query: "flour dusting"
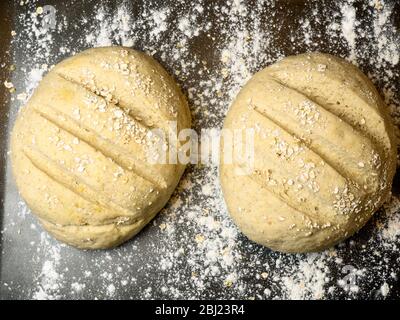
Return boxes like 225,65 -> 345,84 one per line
1,0 -> 399,300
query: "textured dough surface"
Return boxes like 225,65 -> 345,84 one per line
220,52 -> 396,253
11,46 -> 191,249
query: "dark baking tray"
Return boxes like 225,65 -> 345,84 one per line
0,0 -> 400,299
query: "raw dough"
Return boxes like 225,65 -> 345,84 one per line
11,46 -> 191,249
220,52 -> 396,253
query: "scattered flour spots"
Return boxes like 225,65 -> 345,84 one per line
380,282 -> 390,297
1,0 -> 399,300
340,1 -> 357,63
71,282 -> 86,293
32,234 -> 62,300
106,284 -> 116,297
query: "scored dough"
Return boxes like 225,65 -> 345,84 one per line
220,52 -> 396,253
11,46 -> 191,249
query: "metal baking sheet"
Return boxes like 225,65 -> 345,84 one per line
0,0 -> 400,299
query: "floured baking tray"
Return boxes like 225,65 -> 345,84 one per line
0,0 -> 399,299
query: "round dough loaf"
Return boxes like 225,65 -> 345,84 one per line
11,46 -> 191,249
220,52 -> 396,253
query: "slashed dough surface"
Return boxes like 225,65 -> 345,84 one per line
11,46 -> 191,249
220,52 -> 396,253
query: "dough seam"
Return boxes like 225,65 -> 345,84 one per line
242,171 -> 335,223
266,72 -> 390,155
241,161 -> 347,221
32,107 -> 166,189
23,145 -> 143,219
252,106 -> 368,190
265,75 -> 383,152
56,71 -> 172,132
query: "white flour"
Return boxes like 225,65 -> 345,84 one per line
32,233 -> 62,300
340,1 -> 357,63
2,0 -> 400,300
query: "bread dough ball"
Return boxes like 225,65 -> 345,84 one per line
220,53 -> 396,253
11,47 -> 191,249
